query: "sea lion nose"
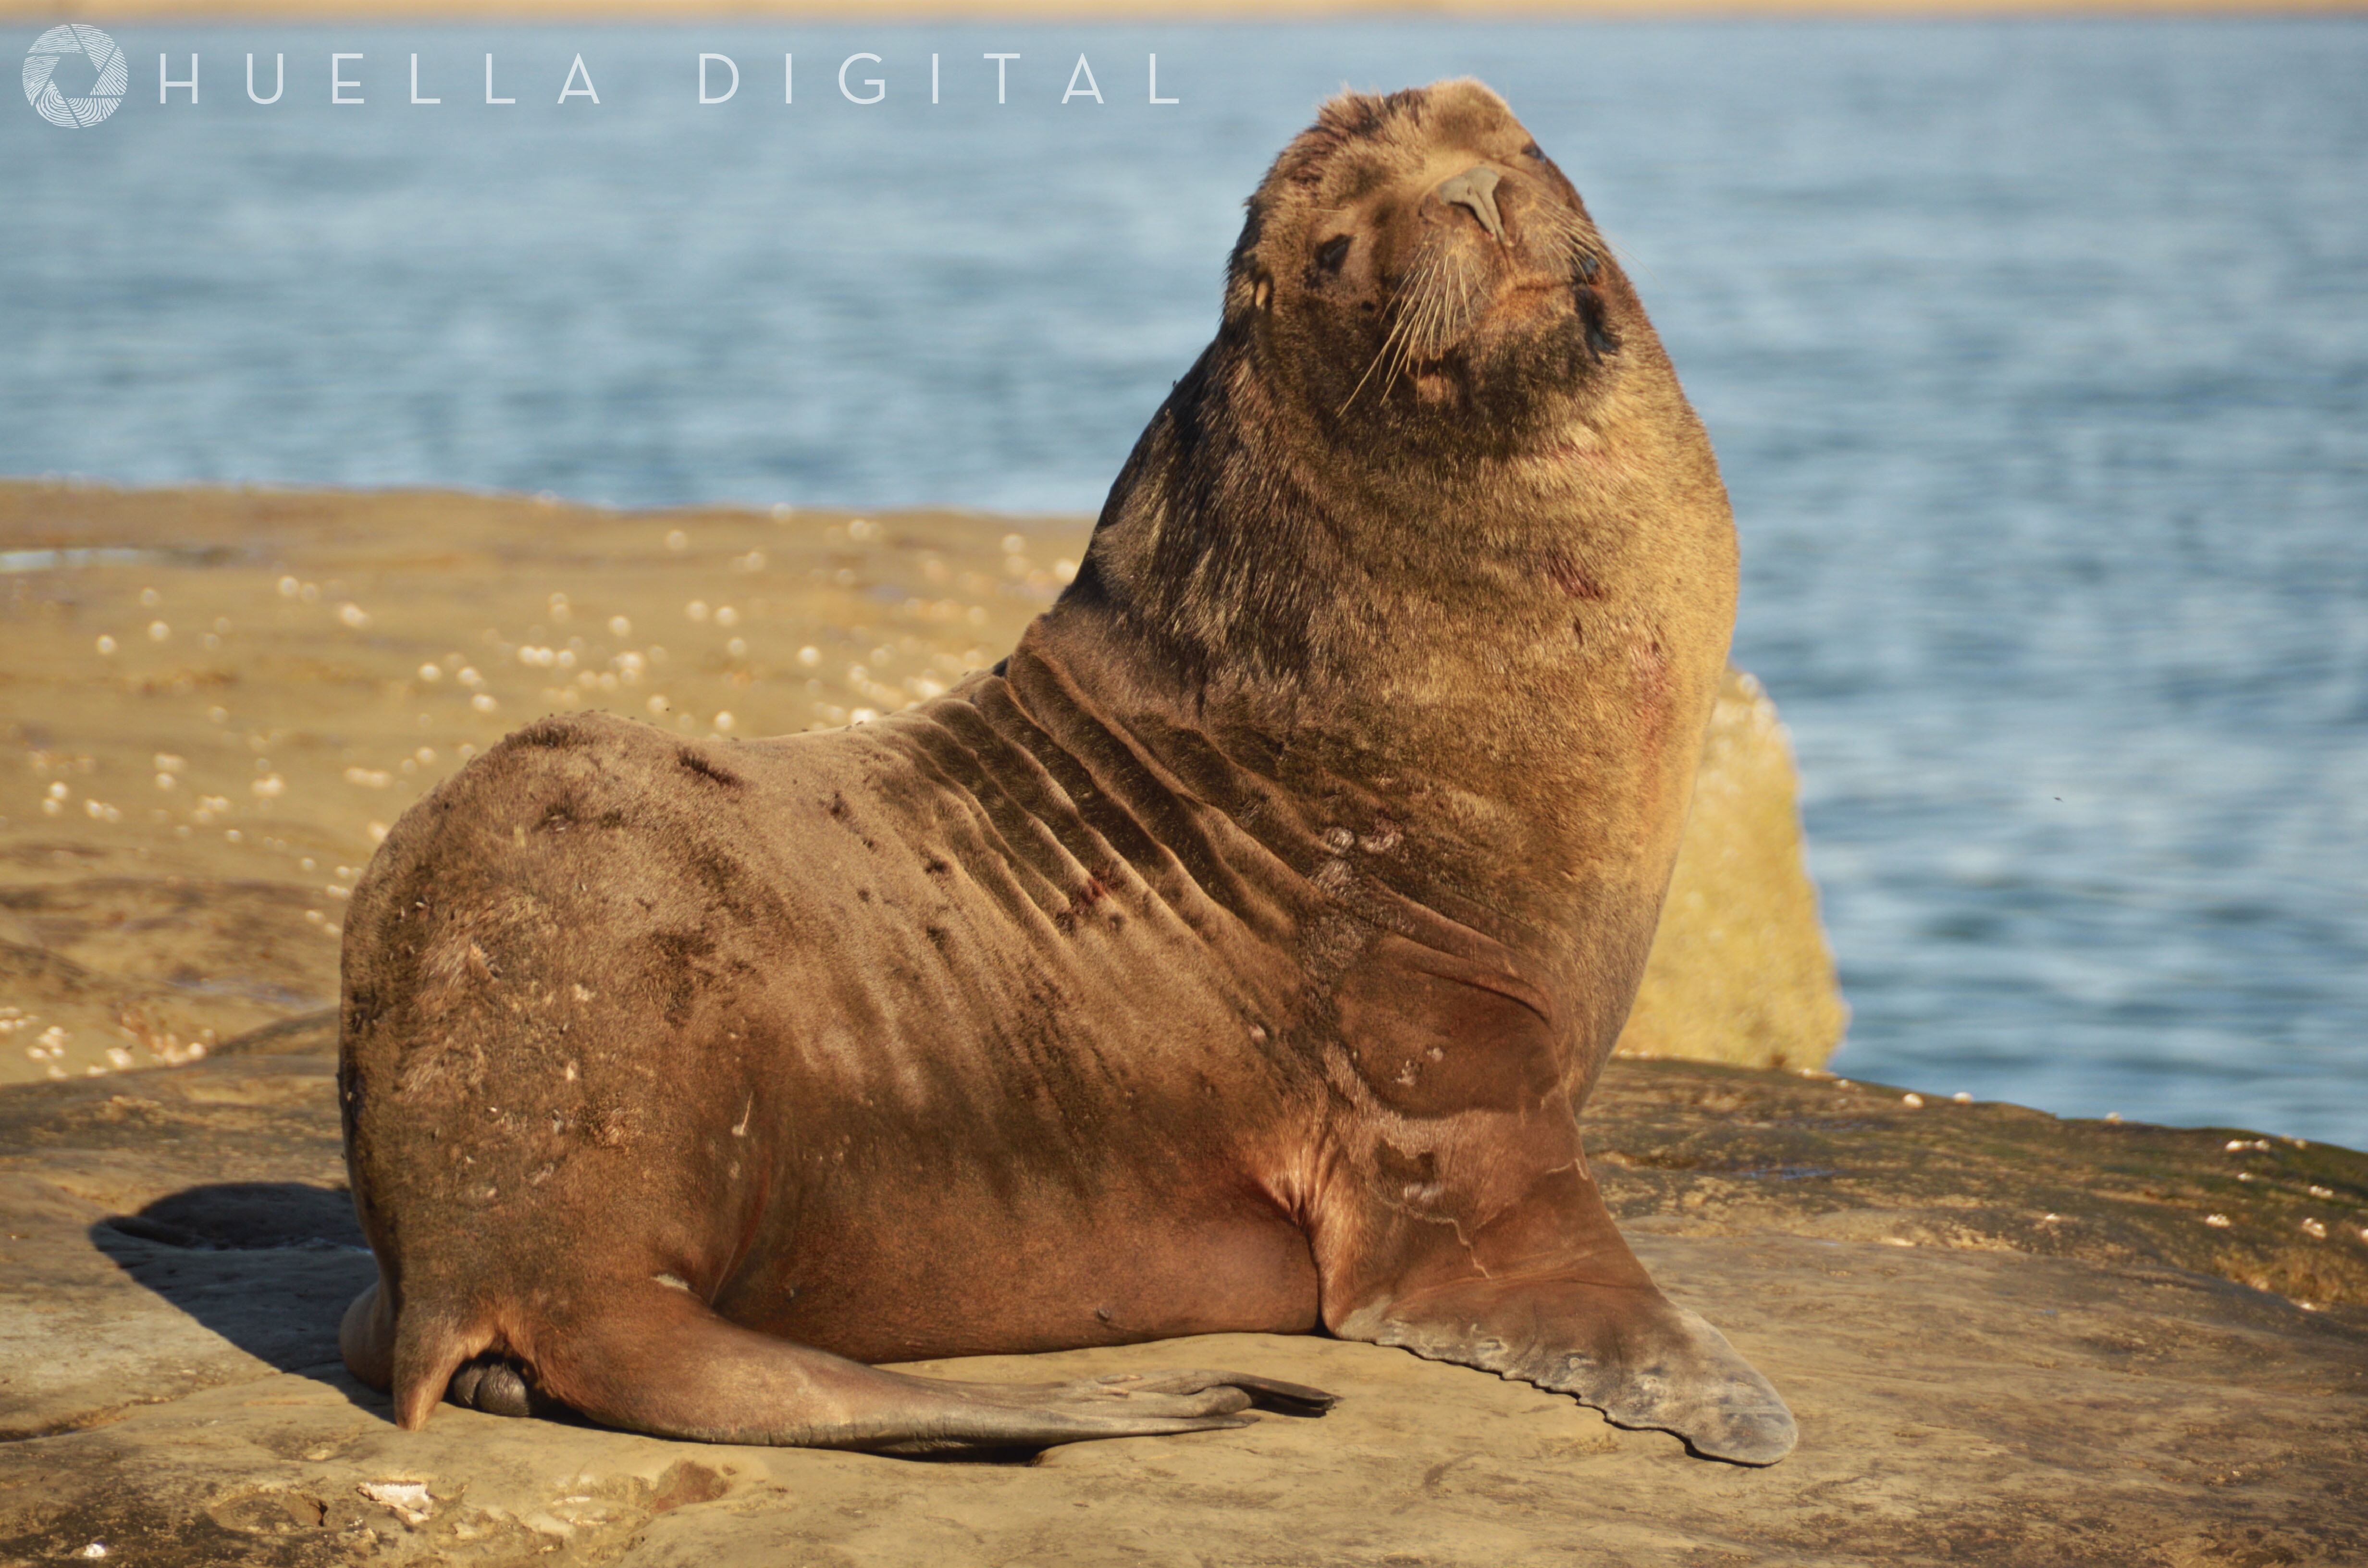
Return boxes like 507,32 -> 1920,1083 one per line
1434,166 -> 1506,244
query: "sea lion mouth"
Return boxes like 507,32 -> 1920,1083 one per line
1342,210 -> 1614,416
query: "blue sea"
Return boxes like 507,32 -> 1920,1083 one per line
4,19 -> 2364,1145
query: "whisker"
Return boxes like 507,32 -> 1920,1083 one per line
1339,294 -> 1418,416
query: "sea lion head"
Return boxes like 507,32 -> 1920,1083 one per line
1223,80 -> 1633,459
1056,78 -> 1728,692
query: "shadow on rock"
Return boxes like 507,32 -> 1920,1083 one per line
92,1182 -> 379,1384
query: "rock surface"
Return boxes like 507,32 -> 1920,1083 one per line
1,481 -> 1842,1087
1615,667 -> 1850,1073
3,1037 -> 2363,1567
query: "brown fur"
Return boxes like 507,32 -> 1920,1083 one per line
338,79 -> 1793,1464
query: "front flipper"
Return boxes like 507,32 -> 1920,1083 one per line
1346,1274 -> 1796,1465
1320,1148 -> 1796,1466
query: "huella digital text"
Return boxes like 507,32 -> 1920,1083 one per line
144,49 -> 1182,109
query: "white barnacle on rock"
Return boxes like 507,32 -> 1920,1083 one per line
2301,1218 -> 2328,1240
357,1481 -> 433,1526
2204,1213 -> 2232,1228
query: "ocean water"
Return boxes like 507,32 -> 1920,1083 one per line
4,20 -> 2364,1145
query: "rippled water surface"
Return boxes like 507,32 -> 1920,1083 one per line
4,20 -> 2365,1143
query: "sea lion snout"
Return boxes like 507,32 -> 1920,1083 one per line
1432,165 -> 1507,244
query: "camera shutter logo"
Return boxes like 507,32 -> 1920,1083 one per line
23,24 -> 127,128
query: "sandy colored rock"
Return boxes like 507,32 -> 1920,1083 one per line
2,481 -> 1843,1086
1,1045 -> 2364,1565
0,480 -> 1065,1087
1615,667 -> 1850,1073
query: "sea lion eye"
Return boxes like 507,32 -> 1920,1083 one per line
1521,141 -> 1543,159
1315,235 -> 1352,274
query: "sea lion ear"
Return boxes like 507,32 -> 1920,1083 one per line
1251,275 -> 1273,313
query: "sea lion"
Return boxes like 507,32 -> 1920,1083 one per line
338,77 -> 1795,1465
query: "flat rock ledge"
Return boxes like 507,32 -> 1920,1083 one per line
2,1032 -> 2364,1568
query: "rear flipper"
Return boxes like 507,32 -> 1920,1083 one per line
340,1277 -> 1332,1453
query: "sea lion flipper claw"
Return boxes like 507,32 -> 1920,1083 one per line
1543,1306 -> 1797,1467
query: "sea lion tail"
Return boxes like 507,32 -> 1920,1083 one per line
395,1306 -> 499,1430
394,1321 -> 487,1431
342,1272 -> 498,1431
